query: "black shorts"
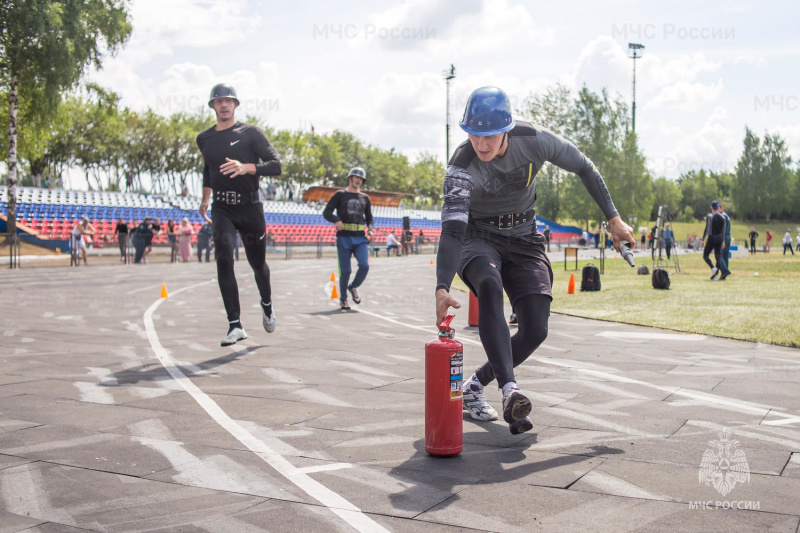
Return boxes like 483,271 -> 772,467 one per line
458,225 -> 553,307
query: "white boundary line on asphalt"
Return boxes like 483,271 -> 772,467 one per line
143,281 -> 389,533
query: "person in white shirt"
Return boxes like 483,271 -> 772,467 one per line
386,231 -> 400,256
783,230 -> 794,255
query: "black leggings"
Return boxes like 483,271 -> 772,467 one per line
464,257 -> 550,388
703,235 -> 722,269
212,204 -> 271,323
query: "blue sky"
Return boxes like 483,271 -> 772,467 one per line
89,0 -> 800,180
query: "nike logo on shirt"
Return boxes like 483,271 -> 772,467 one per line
259,233 -> 266,240
230,140 -> 240,146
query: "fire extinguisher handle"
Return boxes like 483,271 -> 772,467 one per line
439,314 -> 456,336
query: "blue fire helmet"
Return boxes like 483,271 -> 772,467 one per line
208,83 -> 240,108
348,167 -> 366,182
459,87 -> 515,136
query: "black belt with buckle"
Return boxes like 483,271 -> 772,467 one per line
470,209 -> 536,230
213,190 -> 261,205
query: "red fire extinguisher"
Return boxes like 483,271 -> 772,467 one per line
468,291 -> 479,327
425,314 -> 463,456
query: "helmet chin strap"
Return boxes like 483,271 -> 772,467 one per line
498,132 -> 508,157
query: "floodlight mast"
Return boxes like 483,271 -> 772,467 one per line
628,43 -> 645,134
443,64 -> 456,159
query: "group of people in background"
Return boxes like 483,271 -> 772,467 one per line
107,217 -> 214,264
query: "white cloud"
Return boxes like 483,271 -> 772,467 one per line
647,79 -> 724,111
650,106 -> 739,177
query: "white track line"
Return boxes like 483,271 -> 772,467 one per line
143,281 -> 389,533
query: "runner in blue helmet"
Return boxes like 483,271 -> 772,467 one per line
435,86 -> 635,435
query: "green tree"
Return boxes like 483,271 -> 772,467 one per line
650,177 -> 681,220
410,152 -> 445,205
731,128 -> 793,222
518,82 -> 573,222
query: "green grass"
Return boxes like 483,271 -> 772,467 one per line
453,251 -> 800,347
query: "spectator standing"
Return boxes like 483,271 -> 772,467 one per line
197,218 -> 213,262
662,223 -> 675,260
796,232 -> 800,254
640,228 -> 646,248
145,218 -> 161,263
702,201 -> 725,280
717,203 -> 732,279
114,218 -> 128,262
133,218 -> 152,264
766,230 -> 772,253
178,218 -> 195,261
783,229 -> 794,255
543,225 -> 551,252
322,167 -> 374,311
748,227 -> 759,254
167,220 -> 178,262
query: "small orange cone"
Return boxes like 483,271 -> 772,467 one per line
330,272 -> 336,282
566,273 -> 575,294
331,284 -> 339,300
430,259 -> 434,265
160,283 -> 169,298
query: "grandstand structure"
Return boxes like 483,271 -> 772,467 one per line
0,186 -> 443,248
0,186 -> 583,252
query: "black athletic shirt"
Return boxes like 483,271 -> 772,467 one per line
703,213 -> 725,239
196,122 -> 282,194
322,190 -> 374,237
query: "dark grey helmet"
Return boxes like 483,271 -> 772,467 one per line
208,83 -> 240,108
348,167 -> 366,182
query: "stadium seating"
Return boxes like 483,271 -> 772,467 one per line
0,186 -> 444,245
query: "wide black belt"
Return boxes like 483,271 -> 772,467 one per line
470,209 -> 535,230
213,190 -> 261,205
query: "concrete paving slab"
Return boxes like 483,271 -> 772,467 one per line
0,420 -> 41,435
0,394 -> 173,430
570,455 -> 800,515
0,453 -> 34,472
0,508 -> 46,532
783,453 -> 800,479
418,484 -> 799,533
0,461 -> 265,531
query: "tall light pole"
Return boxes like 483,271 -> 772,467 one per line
443,64 -> 456,158
628,43 -> 644,134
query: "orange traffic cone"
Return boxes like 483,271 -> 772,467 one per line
566,273 -> 575,294
331,284 -> 339,300
430,259 -> 434,265
160,283 -> 169,298
330,272 -> 336,282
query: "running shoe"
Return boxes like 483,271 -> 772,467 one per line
348,284 -> 361,304
508,313 -> 517,325
220,327 -> 247,347
340,299 -> 351,311
509,417 -> 534,435
262,308 -> 276,333
502,388 -> 532,425
462,379 -> 498,421
710,267 -> 719,280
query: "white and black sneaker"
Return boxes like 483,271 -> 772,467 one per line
710,267 -> 719,280
462,377 -> 498,421
348,285 -> 361,304
502,387 -> 532,431
221,327 -> 247,347
262,308 -> 276,333
340,299 -> 351,311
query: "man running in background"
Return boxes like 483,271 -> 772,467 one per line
435,87 -> 634,435
197,83 -> 282,346
323,167 -> 374,311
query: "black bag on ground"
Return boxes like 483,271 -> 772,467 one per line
580,264 -> 601,291
652,268 -> 670,289
637,265 -> 649,275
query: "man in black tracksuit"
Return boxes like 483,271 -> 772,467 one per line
702,201 -> 725,280
197,83 -> 282,346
